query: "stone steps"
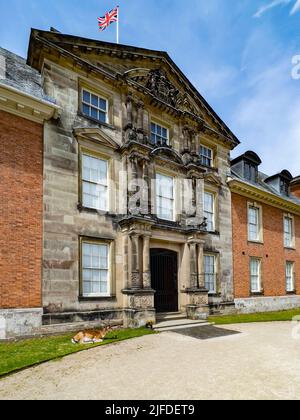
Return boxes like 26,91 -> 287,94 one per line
154,318 -> 211,332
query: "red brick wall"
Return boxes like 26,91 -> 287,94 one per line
232,192 -> 300,298
0,110 -> 43,309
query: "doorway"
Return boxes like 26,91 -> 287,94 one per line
150,249 -> 178,313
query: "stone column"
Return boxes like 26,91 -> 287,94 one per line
123,233 -> 130,289
137,102 -> 144,131
197,241 -> 205,289
183,127 -> 190,151
141,159 -> 149,215
126,95 -> 133,126
189,242 -> 198,289
131,234 -> 141,289
190,131 -> 197,155
128,156 -> 139,215
142,235 -> 151,289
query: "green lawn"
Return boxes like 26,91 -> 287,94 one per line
0,328 -> 155,378
209,308 -> 300,325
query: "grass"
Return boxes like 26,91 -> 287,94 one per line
209,308 -> 300,325
0,327 -> 155,378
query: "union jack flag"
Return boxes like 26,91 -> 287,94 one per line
98,7 -> 119,31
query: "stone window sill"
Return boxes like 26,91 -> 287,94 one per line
77,204 -> 116,218
78,112 -> 115,131
78,296 -> 116,302
250,291 -> 264,297
248,240 -> 264,245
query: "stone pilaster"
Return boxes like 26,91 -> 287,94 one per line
198,241 -> 205,289
185,235 -> 209,320
142,234 -> 151,289
123,232 -> 130,289
130,233 -> 141,289
141,158 -> 150,215
189,242 -> 198,289
120,218 -> 156,328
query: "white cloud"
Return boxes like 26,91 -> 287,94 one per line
290,0 -> 300,14
254,0 -> 291,18
231,57 -> 300,175
253,0 -> 300,17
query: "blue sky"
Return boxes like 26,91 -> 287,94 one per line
1,0 -> 300,175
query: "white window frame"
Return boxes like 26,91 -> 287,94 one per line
204,191 -> 215,232
81,153 -> 109,212
250,258 -> 262,293
156,173 -> 175,221
81,88 -> 108,124
286,262 -> 295,293
200,145 -> 214,168
151,122 -> 169,146
284,215 -> 295,249
81,241 -> 111,298
248,203 -> 262,243
204,254 -> 217,294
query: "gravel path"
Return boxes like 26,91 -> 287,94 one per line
1,322 -> 300,400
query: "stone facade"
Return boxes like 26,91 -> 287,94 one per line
26,29 -> 239,328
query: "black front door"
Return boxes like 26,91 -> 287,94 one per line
150,249 -> 178,313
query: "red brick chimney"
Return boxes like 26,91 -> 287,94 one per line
290,176 -> 300,199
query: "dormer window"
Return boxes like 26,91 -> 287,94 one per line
244,162 -> 257,183
265,170 -> 293,197
280,179 -> 289,196
231,151 -> 262,184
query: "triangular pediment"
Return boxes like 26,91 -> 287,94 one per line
203,172 -> 222,187
28,29 -> 240,149
73,127 -> 120,150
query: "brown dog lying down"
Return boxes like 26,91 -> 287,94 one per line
72,326 -> 113,344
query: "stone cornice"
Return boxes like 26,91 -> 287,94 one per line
0,83 -> 60,124
228,178 -> 300,216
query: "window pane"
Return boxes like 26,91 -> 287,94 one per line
156,174 -> 174,220
151,123 -> 169,145
99,111 -> 107,123
82,91 -> 107,123
82,243 -> 109,296
284,217 -> 293,247
200,146 -> 213,167
286,262 -> 294,291
204,192 -> 214,231
82,155 -> 108,211
83,90 -> 90,103
250,259 -> 261,292
248,207 -> 260,241
82,104 -> 90,116
204,255 -> 216,292
91,107 -> 98,120
99,98 -> 107,111
91,94 -> 98,107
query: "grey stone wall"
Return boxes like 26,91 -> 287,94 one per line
235,296 -> 300,314
0,308 -> 43,340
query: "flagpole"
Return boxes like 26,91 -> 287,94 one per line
117,6 -> 119,44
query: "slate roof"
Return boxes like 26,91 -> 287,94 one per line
231,168 -> 300,206
0,46 -> 56,104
